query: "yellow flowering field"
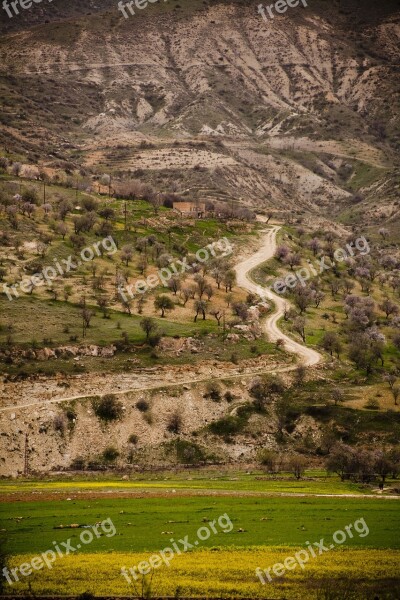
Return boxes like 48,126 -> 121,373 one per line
6,547 -> 400,598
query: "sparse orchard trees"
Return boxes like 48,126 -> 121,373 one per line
223,270 -> 236,292
288,455 -> 307,480
285,252 -> 301,270
292,316 -> 306,342
275,245 -> 289,261
331,387 -> 344,406
308,238 -> 321,256
56,222 -> 68,239
154,295 -> 174,318
293,285 -> 313,314
181,286 -> 193,306
212,267 -> 223,289
294,364 -> 306,386
328,277 -> 342,299
140,317 -> 158,341
348,332 -> 385,375
194,274 -> 207,299
58,200 -> 73,221
320,331 -> 341,358
168,276 -> 181,296
383,372 -> 397,391
380,298 -> 399,321
81,307 -> 94,329
120,245 -> 134,266
97,295 -> 110,318
209,309 -> 223,326
194,300 -> 207,322
232,301 -> 248,322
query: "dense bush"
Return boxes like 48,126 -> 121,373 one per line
166,439 -> 213,465
204,381 -> 222,401
93,394 -> 123,422
136,399 -> 149,412
167,412 -> 182,434
209,414 -> 247,436
102,446 -> 120,463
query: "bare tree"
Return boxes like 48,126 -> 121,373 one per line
331,387 -> 344,406
194,300 -> 207,322
392,386 -> 400,406
194,274 -> 207,299
121,245 -> 134,266
209,309 -> 222,326
81,308 -> 94,328
293,316 -> 306,342
288,455 -> 307,480
168,277 -> 181,296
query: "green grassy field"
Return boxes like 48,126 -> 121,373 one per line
1,488 -> 399,556
1,476 -> 399,598
2,495 -> 400,555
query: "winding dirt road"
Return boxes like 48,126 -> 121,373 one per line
0,226 -> 321,413
235,225 -> 322,367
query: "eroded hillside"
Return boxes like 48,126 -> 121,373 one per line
0,0 -> 399,222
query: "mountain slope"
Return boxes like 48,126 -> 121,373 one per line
0,0 -> 399,220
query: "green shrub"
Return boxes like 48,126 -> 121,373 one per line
209,414 -> 247,436
93,394 -> 123,422
102,446 -> 120,463
166,440 -> 211,465
257,449 -> 280,472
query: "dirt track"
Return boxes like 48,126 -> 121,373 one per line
235,224 -> 322,367
0,226 -> 321,413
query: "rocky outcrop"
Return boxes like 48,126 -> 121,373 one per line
0,344 -> 117,363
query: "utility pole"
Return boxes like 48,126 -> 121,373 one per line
24,433 -> 29,476
43,181 -> 46,205
124,202 -> 127,231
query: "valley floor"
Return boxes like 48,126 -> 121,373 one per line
1,473 -> 399,599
